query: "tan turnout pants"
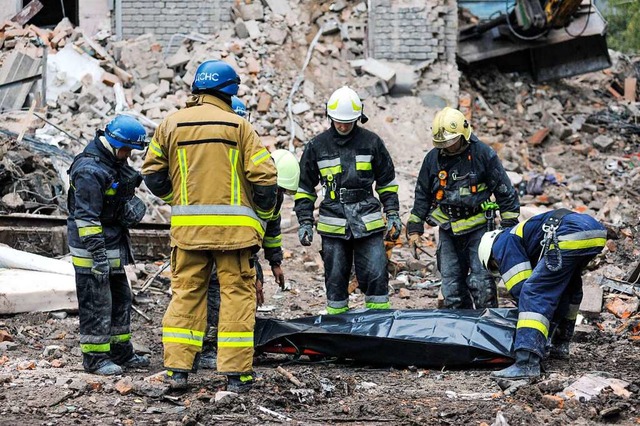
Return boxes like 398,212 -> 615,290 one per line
162,247 -> 256,374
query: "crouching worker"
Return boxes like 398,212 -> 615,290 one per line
478,209 -> 607,380
67,115 -> 151,375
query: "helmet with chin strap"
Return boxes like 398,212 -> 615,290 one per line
191,60 -> 240,96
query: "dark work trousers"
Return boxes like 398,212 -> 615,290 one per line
321,232 -> 390,314
76,271 -> 134,372
205,257 -> 263,352
437,226 -> 498,309
516,255 -> 594,357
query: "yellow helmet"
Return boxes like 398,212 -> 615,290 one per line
431,107 -> 472,149
271,149 -> 300,192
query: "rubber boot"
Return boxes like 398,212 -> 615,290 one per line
549,340 -> 571,359
92,359 -> 123,376
164,370 -> 189,390
227,374 -> 254,393
122,354 -> 151,369
491,350 -> 541,380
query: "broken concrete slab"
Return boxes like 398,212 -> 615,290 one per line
362,58 -> 396,89
0,269 -> 77,314
245,20 -> 262,39
262,0 -> 289,16
560,373 -> 630,402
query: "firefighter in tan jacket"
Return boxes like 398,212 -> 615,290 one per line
142,60 -> 277,392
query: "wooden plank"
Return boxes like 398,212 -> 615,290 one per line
0,50 -> 42,112
624,77 -> 637,103
10,0 -> 44,26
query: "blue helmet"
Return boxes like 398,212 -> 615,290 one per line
231,96 -> 246,117
104,115 -> 148,150
192,60 -> 240,96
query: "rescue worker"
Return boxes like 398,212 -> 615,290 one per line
294,86 -> 402,314
406,107 -> 520,309
142,60 -> 278,392
67,115 -> 150,375
478,209 -> 607,379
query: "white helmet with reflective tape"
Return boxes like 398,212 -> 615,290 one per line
326,86 -> 363,123
478,229 -> 503,277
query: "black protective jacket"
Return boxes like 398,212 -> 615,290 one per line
67,137 -> 141,272
407,134 -> 519,236
294,124 -> 399,239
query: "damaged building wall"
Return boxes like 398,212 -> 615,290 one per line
119,0 -> 235,45
368,0 -> 460,106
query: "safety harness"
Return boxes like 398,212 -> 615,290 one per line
539,208 -> 573,272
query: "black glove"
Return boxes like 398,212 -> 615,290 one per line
91,258 -> 110,282
298,221 -> 313,246
385,211 -> 403,241
119,196 -> 147,227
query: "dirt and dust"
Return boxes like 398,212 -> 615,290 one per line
0,78 -> 640,424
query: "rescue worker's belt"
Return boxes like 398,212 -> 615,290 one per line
336,188 -> 372,204
440,204 -> 481,220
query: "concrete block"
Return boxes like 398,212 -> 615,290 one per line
166,45 -> 190,69
235,2 -> 264,21
235,18 -> 250,39
262,0 -> 289,16
579,284 -> 603,317
361,58 -> 396,89
245,19 -> 262,39
266,27 -> 288,45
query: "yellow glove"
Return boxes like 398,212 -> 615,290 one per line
408,233 -> 422,260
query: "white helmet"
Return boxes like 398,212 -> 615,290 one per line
326,86 -> 363,123
478,229 -> 503,276
271,149 -> 300,192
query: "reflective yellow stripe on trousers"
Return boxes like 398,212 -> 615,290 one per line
162,327 -> 204,347
218,331 -> 253,348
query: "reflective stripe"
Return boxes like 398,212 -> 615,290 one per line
430,207 -> 450,224
178,148 -> 189,205
69,247 -> 121,259
318,215 -> 347,233
365,295 -> 389,303
450,212 -> 486,234
377,179 -> 399,194
327,299 -> 349,309
162,327 -> 204,347
566,303 -> 580,321
356,162 -> 372,171
408,214 -> 422,223
78,226 -> 102,237
318,215 -> 347,226
517,312 -> 550,338
218,331 -> 253,348
251,148 -> 271,166
362,212 -> 385,231
172,204 -> 266,230
294,192 -> 317,201
255,206 -> 274,221
503,261 -> 532,291
366,301 -> 391,309
150,138 -> 164,157
110,333 -> 131,343
511,220 -> 527,237
263,235 -> 282,248
72,256 -> 121,268
81,342 -> 110,353
105,187 -> 116,196
355,155 -> 372,163
553,230 -> 607,250
171,215 -> 265,235
318,158 -> 342,177
501,211 -> 520,220
327,306 -> 350,314
229,148 -> 240,206
161,192 -> 174,203
75,219 -> 100,228
459,183 -> 487,196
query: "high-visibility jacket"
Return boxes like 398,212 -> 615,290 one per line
492,210 -> 607,300
294,124 -> 399,239
67,137 -> 141,271
142,94 -> 277,250
407,135 -> 520,236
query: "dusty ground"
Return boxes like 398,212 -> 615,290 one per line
1,73 -> 640,425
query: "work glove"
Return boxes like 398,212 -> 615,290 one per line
271,263 -> 285,289
408,233 -> 422,260
298,221 -> 313,246
91,258 -> 110,283
385,211 -> 403,241
480,200 -> 499,212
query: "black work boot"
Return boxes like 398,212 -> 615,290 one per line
491,350 -> 541,380
92,359 -> 123,376
164,370 -> 188,390
227,374 -> 254,393
121,354 -> 151,369
549,340 -> 571,359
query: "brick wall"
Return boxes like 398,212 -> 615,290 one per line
120,0 -> 235,46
